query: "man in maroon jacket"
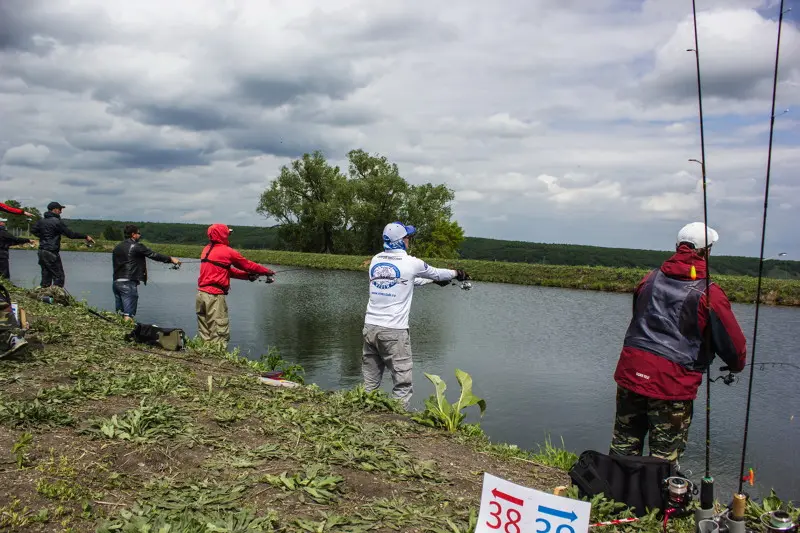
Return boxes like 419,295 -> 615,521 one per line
610,222 -> 747,463
195,224 -> 276,347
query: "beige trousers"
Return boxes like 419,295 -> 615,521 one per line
195,291 -> 230,346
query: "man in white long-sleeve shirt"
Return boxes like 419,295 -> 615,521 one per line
362,221 -> 469,408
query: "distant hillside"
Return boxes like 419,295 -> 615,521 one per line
64,219 -> 281,251
458,237 -> 799,279
63,219 -> 798,279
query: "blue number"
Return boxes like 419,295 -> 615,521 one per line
536,518 -> 551,533
557,525 -> 575,533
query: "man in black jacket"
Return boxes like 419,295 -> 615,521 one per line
0,218 -> 38,280
31,202 -> 95,287
112,224 -> 180,321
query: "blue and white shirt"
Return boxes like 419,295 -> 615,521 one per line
364,249 -> 457,329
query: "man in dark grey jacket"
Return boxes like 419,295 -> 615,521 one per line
31,202 -> 95,287
112,224 -> 180,321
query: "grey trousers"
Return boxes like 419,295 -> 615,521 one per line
362,324 -> 413,408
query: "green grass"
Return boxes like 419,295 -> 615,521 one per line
61,239 -> 800,306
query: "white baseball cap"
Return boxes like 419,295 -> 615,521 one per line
677,222 -> 719,249
382,221 -> 416,243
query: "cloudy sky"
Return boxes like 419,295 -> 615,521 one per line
1,0 -> 798,257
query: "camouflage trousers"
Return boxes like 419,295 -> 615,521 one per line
610,386 -> 693,463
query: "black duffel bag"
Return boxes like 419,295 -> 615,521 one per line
568,450 -> 672,517
125,323 -> 186,351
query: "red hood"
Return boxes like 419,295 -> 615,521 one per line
207,224 -> 231,245
661,244 -> 708,280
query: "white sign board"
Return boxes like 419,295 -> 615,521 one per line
475,473 -> 591,533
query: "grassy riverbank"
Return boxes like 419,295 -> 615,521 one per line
59,240 -> 800,306
2,285 -> 797,531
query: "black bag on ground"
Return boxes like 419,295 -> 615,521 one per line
125,323 -> 186,351
568,450 -> 671,517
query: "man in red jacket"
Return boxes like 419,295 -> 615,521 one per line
610,222 -> 747,463
196,224 -> 275,347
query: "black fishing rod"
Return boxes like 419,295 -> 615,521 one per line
737,0 -> 789,503
687,0 -> 716,518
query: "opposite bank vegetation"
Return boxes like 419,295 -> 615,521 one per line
58,240 -> 800,307
2,291 -> 799,531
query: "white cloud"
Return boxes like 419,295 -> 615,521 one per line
0,0 -> 798,256
1,143 -> 50,166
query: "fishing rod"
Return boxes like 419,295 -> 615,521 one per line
734,2 -> 790,530
167,261 -> 301,274
687,0 -> 716,522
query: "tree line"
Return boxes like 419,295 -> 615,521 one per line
42,219 -> 799,279
256,150 -> 465,258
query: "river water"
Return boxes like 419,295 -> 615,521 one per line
8,249 -> 800,500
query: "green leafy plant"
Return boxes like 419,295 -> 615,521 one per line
261,464 -> 344,504
746,490 -> 799,528
12,432 -> 32,468
260,347 -> 305,384
83,400 -> 192,443
412,369 -> 486,432
334,384 -> 405,413
530,435 -> 579,470
0,397 -> 75,428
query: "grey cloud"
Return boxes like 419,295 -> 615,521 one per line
0,0 -> 111,53
235,70 -> 366,108
111,147 -> 213,170
61,178 -> 97,187
1,1 -> 799,257
113,102 -> 243,131
86,187 -> 125,196
236,158 -> 257,168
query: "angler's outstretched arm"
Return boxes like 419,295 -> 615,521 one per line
414,259 -> 457,282
701,285 -> 747,372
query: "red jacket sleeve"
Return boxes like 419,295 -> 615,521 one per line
699,285 -> 747,372
230,267 -> 250,280
228,249 -> 275,276
0,203 -> 25,215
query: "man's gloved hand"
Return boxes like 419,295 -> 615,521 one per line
435,280 -> 451,287
455,269 -> 470,281
248,273 -> 261,282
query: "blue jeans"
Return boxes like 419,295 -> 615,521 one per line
113,281 -> 139,318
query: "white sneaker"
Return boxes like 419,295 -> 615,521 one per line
0,335 -> 28,359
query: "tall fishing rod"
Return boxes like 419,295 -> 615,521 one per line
736,0 -> 789,503
687,0 -> 716,518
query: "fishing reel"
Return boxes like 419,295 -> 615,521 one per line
711,372 -> 737,386
460,280 -> 472,290
663,476 -> 696,515
761,511 -> 798,533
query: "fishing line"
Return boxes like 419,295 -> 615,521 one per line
688,0 -> 715,509
737,0 -> 788,497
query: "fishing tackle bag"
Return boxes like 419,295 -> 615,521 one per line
125,323 -> 186,351
568,450 -> 671,517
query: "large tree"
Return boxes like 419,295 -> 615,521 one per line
256,151 -> 349,253
258,150 -> 465,257
347,149 -> 409,254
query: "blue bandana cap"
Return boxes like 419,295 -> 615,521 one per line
382,222 -> 416,251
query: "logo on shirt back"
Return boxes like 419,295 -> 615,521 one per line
370,262 -> 402,289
